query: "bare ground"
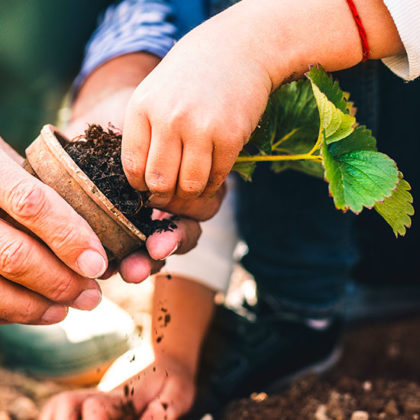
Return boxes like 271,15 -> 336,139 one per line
2,275 -> 420,420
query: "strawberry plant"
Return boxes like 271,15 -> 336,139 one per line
233,66 -> 414,237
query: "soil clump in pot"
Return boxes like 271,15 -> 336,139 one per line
65,124 -> 176,237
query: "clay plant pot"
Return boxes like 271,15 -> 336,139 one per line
22,124 -> 146,260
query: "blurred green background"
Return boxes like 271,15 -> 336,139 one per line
0,0 -> 112,153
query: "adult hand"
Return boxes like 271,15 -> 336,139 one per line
115,210 -> 203,283
0,137 -> 107,324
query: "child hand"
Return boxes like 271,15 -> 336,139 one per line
121,3 -> 273,208
40,359 -> 196,420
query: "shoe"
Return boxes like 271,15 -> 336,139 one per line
0,297 -> 137,386
185,297 -> 341,419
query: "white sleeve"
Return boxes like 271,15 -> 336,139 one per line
164,177 -> 238,293
382,0 -> 420,81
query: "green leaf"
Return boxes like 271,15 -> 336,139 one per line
374,173 -> 414,237
271,160 -> 324,179
249,96 -> 278,155
249,80 -> 319,154
232,152 -> 256,181
322,129 -> 399,214
244,79 -> 321,179
306,66 -> 348,112
328,125 -> 377,155
307,66 -> 356,144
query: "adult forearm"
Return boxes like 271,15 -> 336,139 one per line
72,52 -> 160,121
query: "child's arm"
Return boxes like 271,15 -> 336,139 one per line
40,274 -> 215,420
40,184 -> 238,419
121,0 -> 404,209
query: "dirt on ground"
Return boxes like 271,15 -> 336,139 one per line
223,317 -> 420,420
1,315 -> 420,419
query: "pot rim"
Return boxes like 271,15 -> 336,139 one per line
41,124 -> 147,242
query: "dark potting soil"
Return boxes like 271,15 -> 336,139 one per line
65,124 -> 176,237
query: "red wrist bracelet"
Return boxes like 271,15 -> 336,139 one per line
345,0 -> 370,62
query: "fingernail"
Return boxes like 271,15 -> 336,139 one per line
77,250 -> 107,278
159,243 -> 178,261
72,288 -> 102,310
41,305 -> 68,324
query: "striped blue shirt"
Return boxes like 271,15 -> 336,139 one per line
76,0 -> 237,88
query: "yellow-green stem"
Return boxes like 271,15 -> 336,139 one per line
272,128 -> 299,150
307,122 -> 323,156
235,153 -> 323,163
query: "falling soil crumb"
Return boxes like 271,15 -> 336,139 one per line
124,384 -> 129,398
153,367 -> 156,372
65,124 -> 177,236
162,402 -> 168,410
130,355 -> 136,363
156,336 -> 163,344
166,274 -> 172,280
164,314 -> 171,325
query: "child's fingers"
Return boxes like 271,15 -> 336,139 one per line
203,137 -> 244,197
145,133 -> 182,208
121,109 -> 151,192
164,184 -> 226,221
140,375 -> 195,420
81,394 -> 127,420
176,139 -> 212,199
39,390 -> 99,420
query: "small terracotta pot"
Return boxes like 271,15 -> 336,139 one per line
22,124 -> 146,260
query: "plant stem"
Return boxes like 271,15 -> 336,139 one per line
236,123 -> 324,164
272,128 -> 299,150
235,153 -> 322,162
307,123 -> 323,156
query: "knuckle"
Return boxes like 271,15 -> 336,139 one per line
8,180 -> 47,221
15,298 -> 43,324
0,238 -> 29,277
47,274 -> 75,302
167,108 -> 189,130
48,224 -> 81,256
146,172 -> 174,195
122,154 -> 141,179
229,133 -> 247,151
